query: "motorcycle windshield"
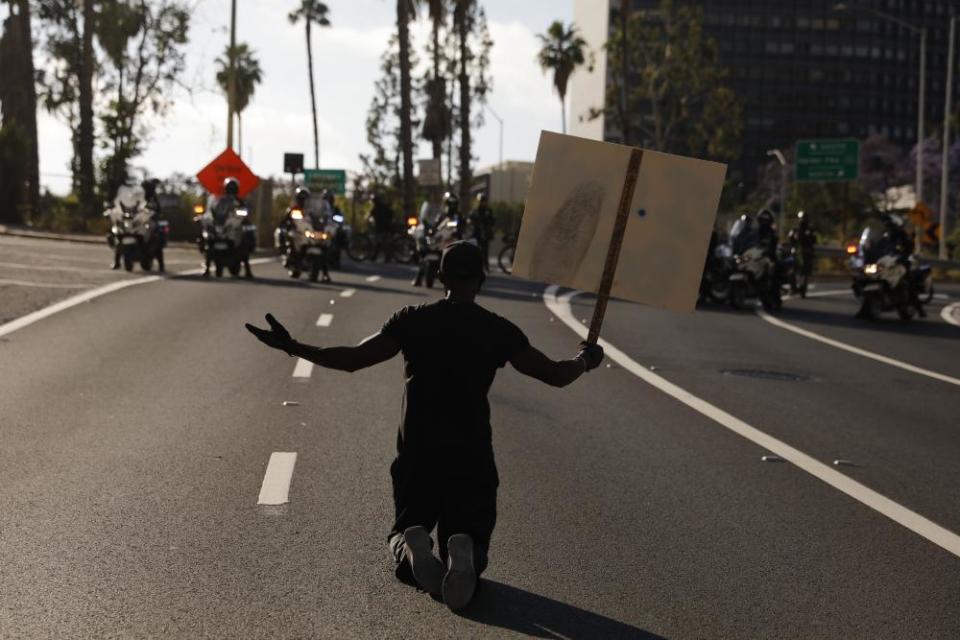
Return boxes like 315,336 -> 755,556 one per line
858,226 -> 886,262
729,220 -> 756,254
115,185 -> 145,209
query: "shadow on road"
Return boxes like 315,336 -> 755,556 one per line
459,580 -> 667,639
169,272 -> 430,299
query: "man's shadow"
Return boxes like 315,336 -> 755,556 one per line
458,580 -> 666,639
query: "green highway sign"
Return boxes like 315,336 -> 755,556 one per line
303,169 -> 347,195
795,139 -> 860,182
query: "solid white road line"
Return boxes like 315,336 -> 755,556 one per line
316,313 -> 334,327
0,261 -> 110,274
755,308 -> 960,388
365,275 -> 381,283
292,358 -> 314,379
0,276 -> 159,338
544,285 -> 960,559
340,288 -> 356,298
257,452 -> 297,505
0,257 -> 276,339
0,278 -> 94,289
942,302 -> 960,328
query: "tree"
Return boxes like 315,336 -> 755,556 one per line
421,0 -> 450,163
451,0 -> 492,207
0,0 -> 40,219
396,0 -> 416,217
36,0 -> 98,217
216,43 -> 263,159
537,20 -> 588,134
593,0 -> 741,162
288,0 -> 330,169
95,0 -> 190,200
360,33 -> 421,196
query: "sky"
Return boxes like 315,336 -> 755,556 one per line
30,0 -> 575,194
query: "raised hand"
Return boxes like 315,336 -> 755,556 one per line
245,313 -> 295,355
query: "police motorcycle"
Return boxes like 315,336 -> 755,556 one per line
104,184 -> 168,272
850,219 -> 932,321
197,177 -> 257,278
699,230 -> 734,303
411,198 -> 461,288
727,213 -> 782,311
316,190 -> 349,269
281,208 -> 333,283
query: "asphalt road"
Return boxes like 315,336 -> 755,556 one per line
1,237 -> 959,639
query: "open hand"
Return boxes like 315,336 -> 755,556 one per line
245,313 -> 295,355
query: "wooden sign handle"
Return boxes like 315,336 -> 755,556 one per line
587,148 -> 643,344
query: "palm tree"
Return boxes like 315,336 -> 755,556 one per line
453,0 -> 473,207
424,0 -> 447,161
216,43 -> 263,159
396,0 -> 418,217
537,21 -> 588,134
288,0 -> 330,169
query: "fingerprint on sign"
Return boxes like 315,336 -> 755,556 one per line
530,181 -> 605,285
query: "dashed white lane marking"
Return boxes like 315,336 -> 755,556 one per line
756,308 -> 960,388
340,288 -> 356,298
942,302 -> 960,328
292,358 -> 314,379
365,275 -> 381,283
257,452 -> 297,505
316,313 -> 334,327
544,285 -> 960,559
0,257 -> 275,339
0,278 -> 94,289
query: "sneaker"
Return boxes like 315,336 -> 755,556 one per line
402,526 -> 444,595
442,534 -> 476,612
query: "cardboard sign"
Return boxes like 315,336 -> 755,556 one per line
513,132 -> 726,314
197,148 -> 260,198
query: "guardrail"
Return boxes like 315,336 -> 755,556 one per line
814,244 -> 960,270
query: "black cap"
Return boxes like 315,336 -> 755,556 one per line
440,241 -> 484,280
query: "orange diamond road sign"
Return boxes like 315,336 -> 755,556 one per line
196,148 -> 260,198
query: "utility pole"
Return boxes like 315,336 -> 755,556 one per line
226,0 -> 237,150
940,16 -> 955,259
486,104 -> 503,171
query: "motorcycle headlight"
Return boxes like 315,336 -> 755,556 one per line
320,232 -> 329,241
864,263 -> 879,275
236,208 -> 249,217
305,230 -> 316,240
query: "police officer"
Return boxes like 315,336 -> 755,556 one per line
142,178 -> 166,273
469,193 -> 496,273
370,193 -> 396,262
755,209 -> 782,307
881,213 -> 925,317
246,241 -> 604,611
788,211 -> 817,294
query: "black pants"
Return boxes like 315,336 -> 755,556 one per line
388,457 -> 497,584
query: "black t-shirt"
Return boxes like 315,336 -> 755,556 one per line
381,299 -> 529,473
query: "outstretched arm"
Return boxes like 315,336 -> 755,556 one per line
509,342 -> 603,388
246,314 -> 400,373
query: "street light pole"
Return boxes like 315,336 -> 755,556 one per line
767,149 -> 787,232
486,104 -> 504,171
940,16 -> 955,260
